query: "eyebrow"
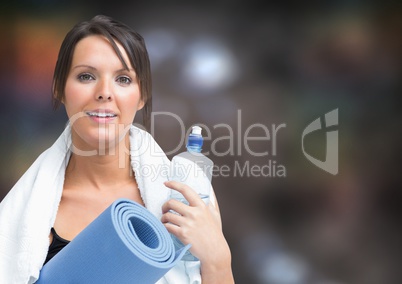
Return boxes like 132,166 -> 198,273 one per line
72,64 -> 135,73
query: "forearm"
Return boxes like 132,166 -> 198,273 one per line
200,242 -> 235,284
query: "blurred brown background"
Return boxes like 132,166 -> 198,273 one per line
0,1 -> 401,283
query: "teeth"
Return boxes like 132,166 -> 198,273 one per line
87,112 -> 116,117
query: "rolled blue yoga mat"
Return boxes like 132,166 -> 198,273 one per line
37,198 -> 191,284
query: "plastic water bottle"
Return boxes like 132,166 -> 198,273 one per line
169,125 -> 214,261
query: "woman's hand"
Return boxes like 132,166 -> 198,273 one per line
161,181 -> 234,283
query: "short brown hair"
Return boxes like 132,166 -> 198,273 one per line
52,15 -> 152,128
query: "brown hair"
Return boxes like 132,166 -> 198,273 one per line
52,15 -> 152,128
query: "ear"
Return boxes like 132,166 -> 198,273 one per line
54,94 -> 65,105
53,85 -> 65,105
137,98 -> 145,111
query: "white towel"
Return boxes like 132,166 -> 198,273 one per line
0,124 -> 201,284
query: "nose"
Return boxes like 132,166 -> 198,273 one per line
96,79 -> 113,101
96,94 -> 111,101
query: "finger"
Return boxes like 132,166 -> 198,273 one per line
164,222 -> 182,237
161,198 -> 189,215
163,223 -> 192,246
164,181 -> 204,207
161,211 -> 185,226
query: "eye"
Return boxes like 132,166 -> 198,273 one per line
77,73 -> 95,82
116,76 -> 132,85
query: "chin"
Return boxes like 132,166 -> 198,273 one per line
71,122 -> 131,154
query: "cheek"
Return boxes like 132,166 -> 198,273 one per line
120,90 -> 142,121
120,102 -> 138,123
64,81 -> 86,116
64,80 -> 76,101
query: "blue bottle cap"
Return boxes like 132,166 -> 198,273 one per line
187,126 -> 203,152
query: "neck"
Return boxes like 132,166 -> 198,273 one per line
65,135 -> 133,190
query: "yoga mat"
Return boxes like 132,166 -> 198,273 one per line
36,199 -> 191,284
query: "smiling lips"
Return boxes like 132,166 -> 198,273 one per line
86,110 -> 117,123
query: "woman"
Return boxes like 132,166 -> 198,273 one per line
0,15 -> 234,283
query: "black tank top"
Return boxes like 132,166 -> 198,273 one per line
44,227 -> 70,264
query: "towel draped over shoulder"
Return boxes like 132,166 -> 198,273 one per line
0,124 -> 201,284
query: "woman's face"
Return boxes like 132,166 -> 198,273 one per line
64,35 -> 143,153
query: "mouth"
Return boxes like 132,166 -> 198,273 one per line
86,110 -> 117,118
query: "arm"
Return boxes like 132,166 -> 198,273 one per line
161,181 -> 234,284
